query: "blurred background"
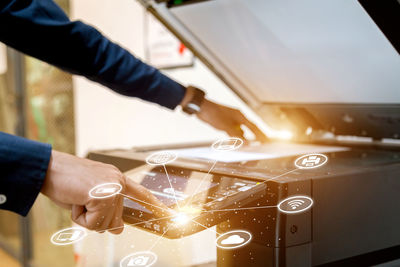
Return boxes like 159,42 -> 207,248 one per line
0,0 -> 268,266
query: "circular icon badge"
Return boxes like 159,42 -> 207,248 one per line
146,151 -> 177,166
51,227 -> 87,246
216,230 -> 252,250
89,182 -> 122,199
120,251 -> 158,267
294,153 -> 328,169
0,194 -> 6,205
278,196 -> 313,214
212,137 -> 243,151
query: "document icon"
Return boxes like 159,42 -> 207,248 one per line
212,137 -> 243,151
56,231 -> 81,242
217,139 -> 238,150
51,227 -> 87,245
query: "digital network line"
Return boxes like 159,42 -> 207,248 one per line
91,162 -> 302,242
52,142 -> 321,267
163,164 -> 181,210
98,152 -> 302,240
262,168 -> 298,183
148,224 -> 172,251
119,193 -> 171,214
201,205 -> 278,213
86,215 -> 176,236
182,167 -> 299,215
186,159 -> 218,205
190,218 -> 218,235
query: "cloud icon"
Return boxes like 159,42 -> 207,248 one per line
221,234 -> 245,245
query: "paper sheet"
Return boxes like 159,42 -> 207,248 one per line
172,143 -> 349,163
0,43 -> 7,74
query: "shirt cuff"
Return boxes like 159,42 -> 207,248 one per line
0,132 -> 52,216
152,74 -> 186,110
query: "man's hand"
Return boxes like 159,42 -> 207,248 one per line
41,150 -> 173,234
196,99 -> 268,142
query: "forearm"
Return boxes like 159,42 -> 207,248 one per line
0,0 -> 186,109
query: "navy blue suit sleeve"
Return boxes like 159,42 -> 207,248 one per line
0,0 -> 186,109
0,132 -> 52,216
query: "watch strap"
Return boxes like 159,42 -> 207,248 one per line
182,86 -> 206,115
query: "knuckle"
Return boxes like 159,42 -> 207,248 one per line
86,222 -> 97,230
71,215 -> 78,223
103,164 -> 124,182
111,165 -> 120,172
105,163 -> 118,171
115,172 -> 125,185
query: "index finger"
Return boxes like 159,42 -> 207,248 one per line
239,115 -> 269,142
124,177 -> 175,218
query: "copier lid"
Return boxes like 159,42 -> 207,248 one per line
143,0 -> 400,140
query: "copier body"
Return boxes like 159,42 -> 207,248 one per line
89,146 -> 400,266
89,0 -> 400,266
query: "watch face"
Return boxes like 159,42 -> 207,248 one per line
186,103 -> 201,113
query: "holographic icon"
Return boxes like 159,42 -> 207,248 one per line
0,194 -> 6,205
51,227 -> 87,245
288,199 -> 304,209
128,256 -> 149,266
89,182 -> 122,199
146,151 -> 177,166
221,235 -> 244,245
212,137 -> 243,151
96,187 -> 117,194
216,230 -> 252,249
278,196 -> 313,214
295,153 -> 328,169
120,251 -> 157,267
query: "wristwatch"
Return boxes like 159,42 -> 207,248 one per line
182,86 -> 206,115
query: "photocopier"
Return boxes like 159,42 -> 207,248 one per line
88,0 -> 400,266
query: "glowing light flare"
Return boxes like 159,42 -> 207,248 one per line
269,129 -> 293,140
171,212 -> 190,226
178,205 -> 202,215
170,205 -> 202,226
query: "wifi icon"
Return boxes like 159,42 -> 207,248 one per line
288,199 -> 305,210
278,196 -> 313,214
